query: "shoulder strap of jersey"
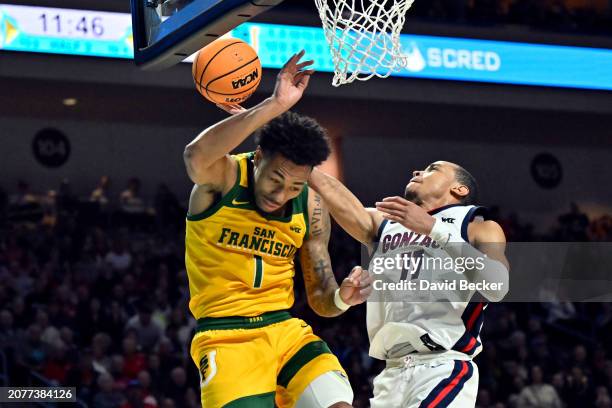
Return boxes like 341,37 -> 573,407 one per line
460,205 -> 489,241
231,152 -> 253,188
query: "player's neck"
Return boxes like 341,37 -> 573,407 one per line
419,198 -> 461,212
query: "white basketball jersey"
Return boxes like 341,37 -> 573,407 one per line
367,204 -> 488,360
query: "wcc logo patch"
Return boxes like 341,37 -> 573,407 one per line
290,225 -> 302,233
199,351 -> 217,388
441,217 -> 455,224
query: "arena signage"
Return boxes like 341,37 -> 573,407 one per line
1,4 -> 612,91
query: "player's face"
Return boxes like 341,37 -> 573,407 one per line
253,152 -> 310,213
404,161 -> 457,204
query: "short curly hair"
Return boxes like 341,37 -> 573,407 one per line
255,111 -> 331,167
455,165 -> 479,205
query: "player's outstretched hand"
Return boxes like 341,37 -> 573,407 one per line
375,196 -> 436,235
339,266 -> 374,306
272,50 -> 315,111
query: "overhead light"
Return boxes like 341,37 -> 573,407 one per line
62,98 -> 78,106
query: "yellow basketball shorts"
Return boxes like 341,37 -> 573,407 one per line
190,310 -> 348,407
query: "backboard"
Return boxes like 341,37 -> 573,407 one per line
130,0 -> 284,70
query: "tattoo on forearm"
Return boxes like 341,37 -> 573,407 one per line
314,260 -> 334,291
311,194 -> 323,237
310,193 -> 330,238
300,248 -> 340,317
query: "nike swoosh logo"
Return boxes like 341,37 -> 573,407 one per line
232,199 -> 250,205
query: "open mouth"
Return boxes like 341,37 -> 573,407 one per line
262,197 -> 280,209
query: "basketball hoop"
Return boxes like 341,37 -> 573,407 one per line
314,0 -> 415,86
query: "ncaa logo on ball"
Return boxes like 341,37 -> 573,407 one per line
232,69 -> 259,90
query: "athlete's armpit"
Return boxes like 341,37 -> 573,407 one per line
187,156 -> 237,216
299,188 -> 342,317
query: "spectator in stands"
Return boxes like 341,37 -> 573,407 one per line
10,180 -> 37,206
109,354 -> 130,390
156,337 -> 181,375
595,386 -> 612,408
101,301 -> 128,342
565,366 -> 592,405
137,370 -> 158,406
516,365 -> 563,407
105,239 -> 132,271
90,176 -> 111,209
63,349 -> 96,401
122,378 -> 158,408
36,309 -> 61,349
43,343 -> 72,385
163,366 -> 188,405
57,178 -> 77,216
93,372 -> 123,408
125,302 -> 162,353
0,309 -> 18,351
120,178 -> 146,214
558,202 -> 590,241
90,332 -> 112,374
122,335 -> 147,380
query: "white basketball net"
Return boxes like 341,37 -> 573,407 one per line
314,0 -> 415,86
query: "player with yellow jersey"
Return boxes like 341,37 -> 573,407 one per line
183,52 -> 373,408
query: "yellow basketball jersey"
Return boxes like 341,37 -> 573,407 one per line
185,152 -> 309,319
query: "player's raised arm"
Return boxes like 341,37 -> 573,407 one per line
183,51 -> 314,186
308,167 -> 383,245
299,188 -> 373,317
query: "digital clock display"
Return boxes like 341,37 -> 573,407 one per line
0,4 -> 133,58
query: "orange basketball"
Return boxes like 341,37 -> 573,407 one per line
192,38 -> 262,105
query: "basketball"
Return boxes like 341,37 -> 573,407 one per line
192,38 -> 262,105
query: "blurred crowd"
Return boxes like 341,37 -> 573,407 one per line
409,0 -> 612,34
291,0 -> 612,35
0,178 -> 611,407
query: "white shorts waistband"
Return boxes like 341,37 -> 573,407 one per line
385,350 -> 472,368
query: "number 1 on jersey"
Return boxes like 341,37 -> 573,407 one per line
253,255 -> 264,288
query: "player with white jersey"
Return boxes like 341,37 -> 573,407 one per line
308,161 -> 510,407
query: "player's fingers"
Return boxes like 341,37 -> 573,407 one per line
296,60 -> 315,70
359,285 -> 373,298
286,50 -> 305,69
295,70 -> 315,87
296,72 -> 312,90
382,196 -> 410,204
294,49 -> 306,62
342,276 -> 358,288
361,273 -> 374,287
216,104 -> 240,115
375,201 -> 406,211
347,268 -> 362,286
281,52 -> 299,71
381,213 -> 402,222
375,206 -> 405,219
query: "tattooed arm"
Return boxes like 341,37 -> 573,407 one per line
299,187 -> 373,317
